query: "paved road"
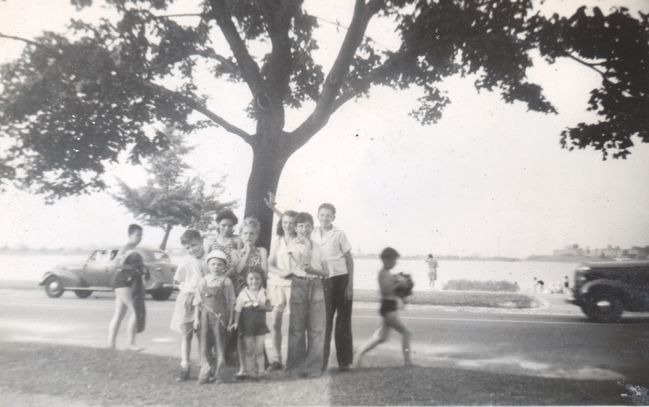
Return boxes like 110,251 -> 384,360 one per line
1,288 -> 648,386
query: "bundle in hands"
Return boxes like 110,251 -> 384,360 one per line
394,272 -> 414,298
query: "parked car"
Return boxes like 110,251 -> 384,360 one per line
39,248 -> 177,301
567,260 -> 649,322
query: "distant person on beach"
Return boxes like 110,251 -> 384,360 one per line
355,247 -> 412,368
533,277 -> 545,293
426,254 -> 438,288
107,251 -> 146,351
564,276 -> 570,290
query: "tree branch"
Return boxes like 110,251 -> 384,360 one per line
208,0 -> 265,96
0,32 -> 52,49
0,31 -> 254,145
567,53 -> 608,77
291,0 -> 377,149
142,80 -> 254,145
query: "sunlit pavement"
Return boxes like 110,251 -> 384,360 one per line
1,288 -> 648,385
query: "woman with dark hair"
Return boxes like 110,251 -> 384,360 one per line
266,210 -> 300,370
107,252 -> 147,351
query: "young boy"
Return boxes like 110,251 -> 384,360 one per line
355,247 -> 412,367
312,203 -> 355,372
169,229 -> 208,381
193,250 -> 236,384
115,224 -> 146,334
285,212 -> 329,377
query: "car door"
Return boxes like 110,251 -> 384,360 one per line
83,250 -> 112,287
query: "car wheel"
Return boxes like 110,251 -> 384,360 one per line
151,288 -> 172,301
74,290 -> 93,299
44,276 -> 64,298
581,291 -> 624,322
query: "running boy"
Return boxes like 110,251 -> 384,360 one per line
169,229 -> 207,382
355,247 -> 412,367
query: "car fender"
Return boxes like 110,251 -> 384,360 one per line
40,268 -> 87,288
580,279 -> 631,302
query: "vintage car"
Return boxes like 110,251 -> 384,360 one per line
39,248 -> 177,301
567,260 -> 649,322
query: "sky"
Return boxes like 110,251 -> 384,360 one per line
0,0 -> 648,257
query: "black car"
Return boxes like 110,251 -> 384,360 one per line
567,260 -> 649,322
39,247 -> 177,301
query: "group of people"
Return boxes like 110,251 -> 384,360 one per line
107,194 -> 414,384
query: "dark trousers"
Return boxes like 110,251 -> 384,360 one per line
322,274 -> 353,370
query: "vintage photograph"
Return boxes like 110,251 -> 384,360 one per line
0,0 -> 648,405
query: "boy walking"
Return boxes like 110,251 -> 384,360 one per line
170,229 -> 208,381
312,203 -> 354,371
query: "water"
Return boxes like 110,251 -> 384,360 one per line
0,253 -> 579,292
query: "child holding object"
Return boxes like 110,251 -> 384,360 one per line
107,251 -> 146,351
230,267 -> 272,379
193,250 -> 236,384
355,247 -> 413,368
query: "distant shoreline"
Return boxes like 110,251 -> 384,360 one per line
0,249 -> 618,263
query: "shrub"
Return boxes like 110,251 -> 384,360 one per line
443,279 -> 520,292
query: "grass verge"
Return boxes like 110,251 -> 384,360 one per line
4,280 -> 540,309
354,289 -> 540,309
0,342 -> 636,406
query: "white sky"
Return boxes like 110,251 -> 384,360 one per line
0,0 -> 648,257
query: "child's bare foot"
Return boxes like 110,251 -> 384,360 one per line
353,353 -> 363,368
126,345 -> 144,352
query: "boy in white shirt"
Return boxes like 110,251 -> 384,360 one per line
311,203 -> 354,372
169,229 -> 207,381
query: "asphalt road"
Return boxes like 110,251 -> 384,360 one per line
1,288 -> 648,387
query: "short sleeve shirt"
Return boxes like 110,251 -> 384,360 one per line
174,254 -> 207,294
235,287 -> 268,312
312,226 -> 352,277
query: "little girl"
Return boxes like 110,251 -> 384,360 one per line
230,267 -> 272,379
193,250 -> 236,384
355,247 -> 413,367
108,252 -> 147,351
233,217 -> 268,375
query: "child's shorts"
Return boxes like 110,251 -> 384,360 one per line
170,291 -> 196,333
379,299 -> 398,317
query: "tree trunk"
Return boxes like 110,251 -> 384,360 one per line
159,224 -> 173,251
243,137 -> 291,250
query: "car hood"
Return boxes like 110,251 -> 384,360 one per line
52,263 -> 84,272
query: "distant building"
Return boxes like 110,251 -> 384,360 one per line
553,244 -> 585,257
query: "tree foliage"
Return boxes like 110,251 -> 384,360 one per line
111,128 -> 235,249
0,0 -> 647,245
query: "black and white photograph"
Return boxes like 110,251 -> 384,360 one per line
1,0 -> 648,405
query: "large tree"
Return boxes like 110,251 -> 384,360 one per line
112,128 -> 235,250
0,0 -> 647,247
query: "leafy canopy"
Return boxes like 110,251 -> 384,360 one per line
0,0 -> 647,199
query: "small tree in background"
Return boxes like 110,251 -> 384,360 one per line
112,127 -> 235,250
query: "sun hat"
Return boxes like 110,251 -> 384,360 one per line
205,249 -> 228,263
